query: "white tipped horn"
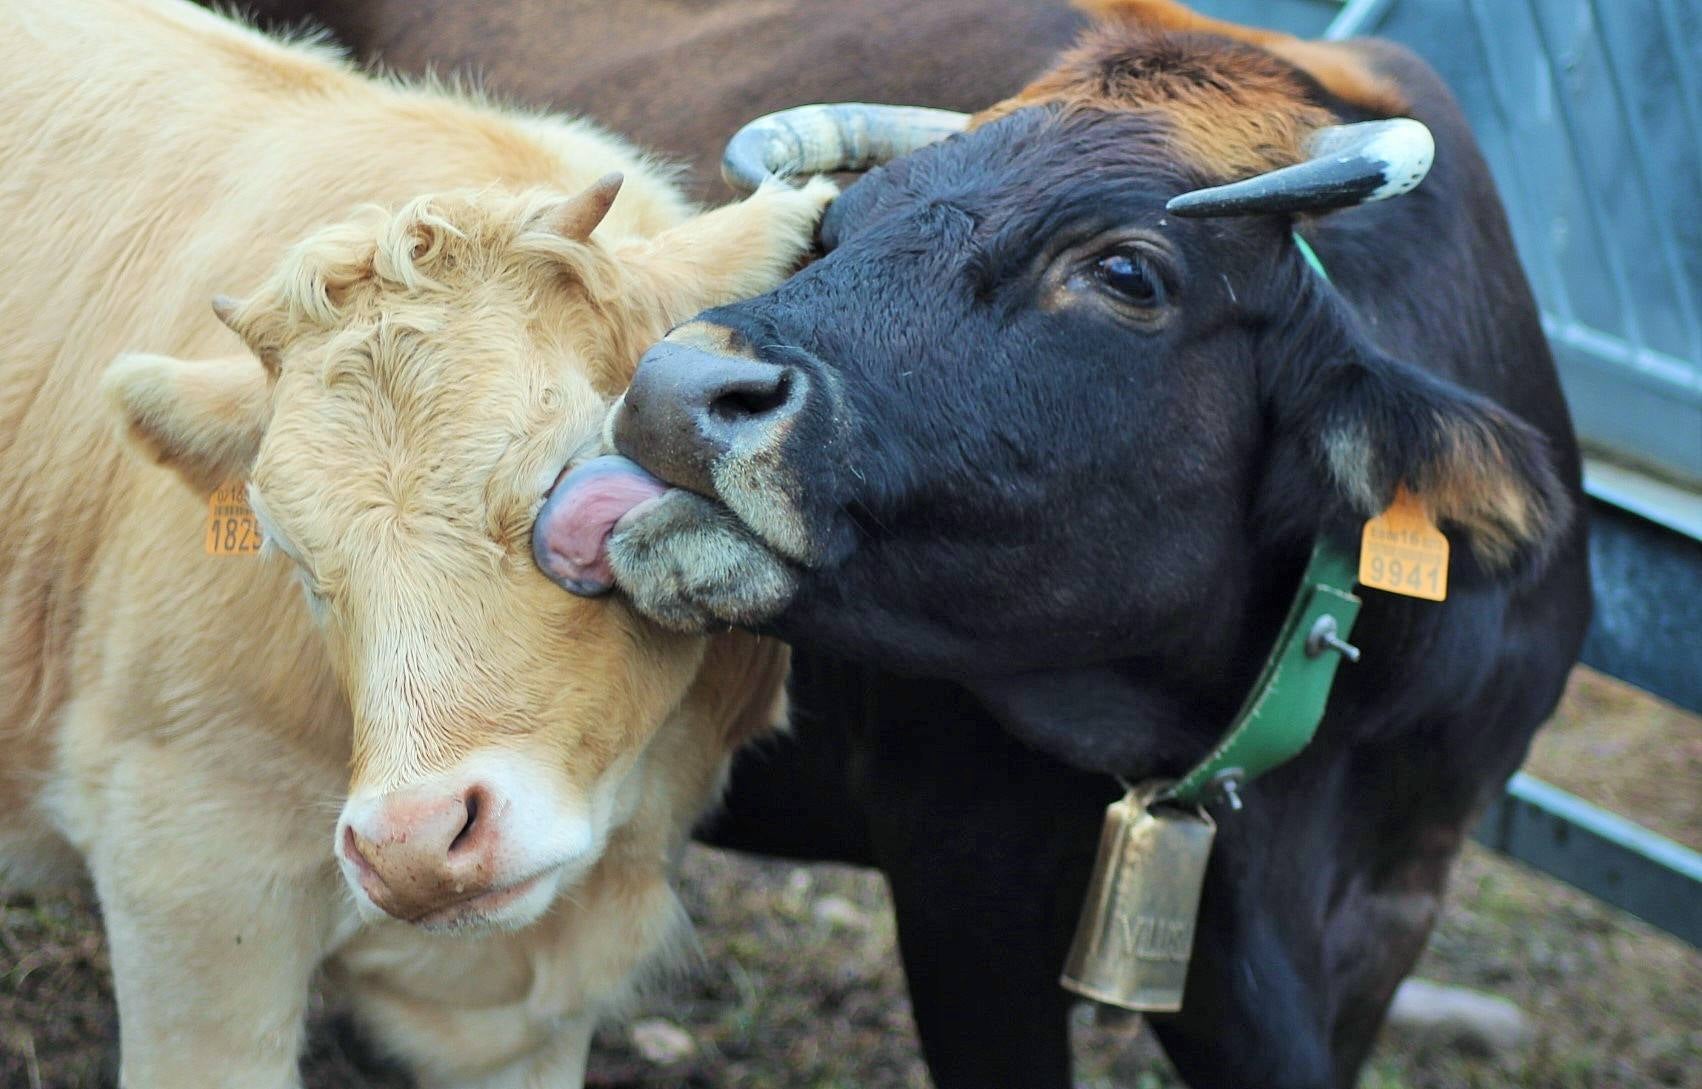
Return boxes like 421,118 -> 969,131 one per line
722,103 -> 971,193
1165,117 -> 1436,218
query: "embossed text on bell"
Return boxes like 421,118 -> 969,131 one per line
1060,787 -> 1216,1013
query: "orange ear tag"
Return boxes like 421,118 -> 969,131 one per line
1359,487 -> 1448,601
205,480 -> 264,556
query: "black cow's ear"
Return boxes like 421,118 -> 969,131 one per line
818,176 -> 870,252
1265,320 -> 1574,580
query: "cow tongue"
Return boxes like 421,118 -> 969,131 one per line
533,455 -> 670,595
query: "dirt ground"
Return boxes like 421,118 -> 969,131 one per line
3,667 -> 1698,1088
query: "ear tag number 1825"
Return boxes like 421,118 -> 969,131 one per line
205,481 -> 263,556
1360,487 -> 1448,601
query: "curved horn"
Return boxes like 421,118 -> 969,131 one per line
1165,118 -> 1435,218
722,103 -> 970,193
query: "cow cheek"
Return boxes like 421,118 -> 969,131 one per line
537,625 -> 703,797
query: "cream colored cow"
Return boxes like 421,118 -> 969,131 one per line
0,1 -> 831,1085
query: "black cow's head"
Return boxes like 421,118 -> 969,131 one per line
536,3 -> 1572,686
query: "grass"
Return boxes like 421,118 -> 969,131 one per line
3,667 -> 1698,1088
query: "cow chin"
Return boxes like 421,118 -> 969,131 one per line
403,864 -> 570,934
605,487 -> 802,632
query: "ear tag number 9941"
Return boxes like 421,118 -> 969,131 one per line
1359,487 -> 1448,601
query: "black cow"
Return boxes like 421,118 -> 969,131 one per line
536,3 -> 1591,1087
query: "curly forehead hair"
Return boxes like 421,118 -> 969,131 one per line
220,187 -> 628,367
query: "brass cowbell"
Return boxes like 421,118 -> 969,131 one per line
1059,783 -> 1215,1012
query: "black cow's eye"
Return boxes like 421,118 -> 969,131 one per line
1094,251 -> 1164,307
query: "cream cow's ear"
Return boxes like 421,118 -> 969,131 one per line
102,351 -> 271,494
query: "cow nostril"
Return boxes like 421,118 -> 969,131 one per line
342,824 -> 369,869
448,786 -> 485,856
708,371 -> 790,422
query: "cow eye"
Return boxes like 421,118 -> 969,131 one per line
1094,251 -> 1164,307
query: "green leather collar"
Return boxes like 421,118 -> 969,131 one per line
1163,539 -> 1361,806
1161,234 -> 1361,808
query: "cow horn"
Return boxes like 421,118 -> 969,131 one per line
722,103 -> 970,193
1165,118 -> 1435,218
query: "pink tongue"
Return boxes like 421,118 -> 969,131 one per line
533,455 -> 670,595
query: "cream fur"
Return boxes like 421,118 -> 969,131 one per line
0,1 -> 825,1085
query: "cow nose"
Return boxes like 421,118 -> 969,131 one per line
614,339 -> 806,496
340,783 -> 503,922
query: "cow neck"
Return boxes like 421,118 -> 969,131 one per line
1158,233 -> 1361,809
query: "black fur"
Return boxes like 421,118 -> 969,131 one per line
665,41 -> 1589,1089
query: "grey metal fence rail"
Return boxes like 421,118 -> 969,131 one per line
1475,773 -> 1702,947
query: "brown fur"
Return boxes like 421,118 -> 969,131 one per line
1422,413 -> 1548,566
235,0 -> 1089,199
975,0 -> 1408,182
1077,0 -> 1407,112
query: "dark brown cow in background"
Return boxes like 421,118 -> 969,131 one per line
239,0 -> 1084,197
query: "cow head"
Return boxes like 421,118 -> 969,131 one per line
544,1 -> 1572,688
104,178 -> 824,929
